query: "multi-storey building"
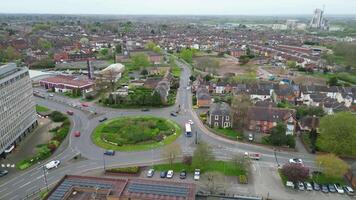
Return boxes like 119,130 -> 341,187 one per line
0,63 -> 37,158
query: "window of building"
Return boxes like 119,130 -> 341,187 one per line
215,115 -> 219,120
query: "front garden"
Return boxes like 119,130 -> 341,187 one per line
92,116 -> 181,151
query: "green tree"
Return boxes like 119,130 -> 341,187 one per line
317,112 -> 356,156
328,76 -> 339,86
189,75 -> 196,82
180,48 -> 194,63
37,38 -> 52,51
239,55 -> 250,65
115,44 -> 122,54
316,154 -> 349,177
192,142 -> 215,170
4,46 -> 21,61
267,123 -> 295,148
145,41 -> 156,50
296,106 -> 325,119
131,53 -> 150,67
79,37 -> 89,46
286,60 -> 297,68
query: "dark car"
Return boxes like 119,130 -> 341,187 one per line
104,150 -> 115,156
179,170 -> 187,179
99,117 -> 108,122
170,112 -> 177,117
141,108 -> 150,112
160,171 -> 167,178
328,184 -> 336,193
0,170 -> 8,177
321,184 -> 329,193
312,182 -> 320,191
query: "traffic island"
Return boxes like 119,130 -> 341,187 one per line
92,116 -> 181,151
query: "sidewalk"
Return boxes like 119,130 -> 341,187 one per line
295,134 -> 310,155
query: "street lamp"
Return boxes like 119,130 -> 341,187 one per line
273,148 -> 280,167
103,152 -> 106,171
42,165 -> 49,191
195,131 -> 198,145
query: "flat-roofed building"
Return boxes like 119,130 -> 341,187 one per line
0,63 -> 37,157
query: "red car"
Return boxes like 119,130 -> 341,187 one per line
74,131 -> 81,137
81,103 -> 89,107
66,110 -> 74,115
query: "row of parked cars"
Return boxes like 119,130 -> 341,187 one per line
287,181 -> 354,196
146,168 -> 201,180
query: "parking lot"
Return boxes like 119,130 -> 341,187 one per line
140,168 -> 198,182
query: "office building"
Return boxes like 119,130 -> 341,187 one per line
309,8 -> 328,30
0,63 -> 37,157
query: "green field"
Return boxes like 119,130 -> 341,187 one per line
35,105 -> 50,112
92,116 -> 181,151
213,128 -> 243,140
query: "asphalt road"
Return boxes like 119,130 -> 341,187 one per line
0,60 -> 316,200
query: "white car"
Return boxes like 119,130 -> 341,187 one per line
248,134 -> 253,141
289,158 -> 303,165
188,120 -> 194,125
48,94 -> 54,97
194,169 -> 200,181
305,182 -> 313,191
334,184 -> 344,194
286,181 -> 294,188
166,170 -> 174,179
45,160 -> 60,170
147,169 -> 154,178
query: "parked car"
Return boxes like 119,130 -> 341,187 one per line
170,112 -> 177,117
304,182 -> 313,191
141,108 -> 150,112
298,182 -> 305,191
248,134 -> 253,141
147,169 -> 154,178
343,186 -> 354,196
74,131 -> 81,137
66,110 -> 74,115
166,170 -> 174,178
160,171 -> 167,178
48,94 -> 54,97
334,183 -> 344,194
312,182 -> 320,191
0,170 -> 8,177
99,117 -> 108,122
286,181 -> 294,189
321,184 -> 329,193
194,169 -> 200,181
45,160 -> 60,170
81,103 -> 89,107
328,184 -> 337,193
104,150 -> 115,156
289,158 -> 303,165
179,170 -> 187,179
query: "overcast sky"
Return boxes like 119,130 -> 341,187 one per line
1,0 -> 355,15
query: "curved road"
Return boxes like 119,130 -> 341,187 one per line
0,60 -> 315,200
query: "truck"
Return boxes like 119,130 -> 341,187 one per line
244,152 -> 261,160
185,123 -> 192,137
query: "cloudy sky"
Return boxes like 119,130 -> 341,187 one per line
1,0 -> 355,15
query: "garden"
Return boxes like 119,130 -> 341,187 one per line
92,116 -> 181,151
16,111 -> 70,170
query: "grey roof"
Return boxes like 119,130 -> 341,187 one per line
210,102 -> 231,116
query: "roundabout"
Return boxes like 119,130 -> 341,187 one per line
92,115 -> 182,151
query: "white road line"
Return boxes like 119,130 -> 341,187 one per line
7,195 -> 19,200
25,185 -> 38,193
19,181 -> 32,189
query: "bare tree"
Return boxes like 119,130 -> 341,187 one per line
202,172 -> 227,195
161,143 -> 182,166
230,94 -> 251,129
231,154 -> 251,173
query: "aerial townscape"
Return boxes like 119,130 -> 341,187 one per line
0,1 -> 356,200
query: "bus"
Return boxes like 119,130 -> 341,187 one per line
185,123 -> 192,137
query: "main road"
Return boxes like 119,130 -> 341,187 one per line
0,60 -> 315,200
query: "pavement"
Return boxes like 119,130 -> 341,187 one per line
0,59 -> 350,200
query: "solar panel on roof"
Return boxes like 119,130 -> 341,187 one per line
128,183 -> 188,197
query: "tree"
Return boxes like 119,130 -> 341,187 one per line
79,37 -> 89,46
327,77 -> 339,86
316,154 -> 349,178
37,38 -> 52,51
145,41 -> 156,50
281,163 -> 310,182
192,142 -> 215,170
286,60 -> 297,68
196,57 -> 220,73
202,172 -> 227,195
189,75 -> 196,82
231,154 -> 250,172
162,143 -> 182,166
29,57 -> 54,69
179,48 -> 194,63
317,112 -> 356,156
4,46 -> 21,61
296,105 -> 325,119
140,69 -> 148,76
230,94 -> 251,129
267,123 -> 295,148
115,44 -> 122,54
131,53 -> 150,68
239,55 -> 250,65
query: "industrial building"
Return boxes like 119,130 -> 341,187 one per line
0,63 -> 37,158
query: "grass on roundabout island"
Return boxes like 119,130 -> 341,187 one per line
92,115 -> 182,151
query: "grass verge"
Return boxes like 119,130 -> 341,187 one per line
213,128 -> 243,141
36,105 -> 50,112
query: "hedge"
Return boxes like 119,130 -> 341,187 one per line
105,167 -> 140,174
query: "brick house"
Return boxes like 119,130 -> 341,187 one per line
247,106 -> 296,135
208,102 -> 232,128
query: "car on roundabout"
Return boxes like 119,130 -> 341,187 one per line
45,160 -> 60,170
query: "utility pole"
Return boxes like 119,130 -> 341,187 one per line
273,148 -> 280,167
195,131 -> 198,144
42,166 -> 49,191
103,153 -> 106,171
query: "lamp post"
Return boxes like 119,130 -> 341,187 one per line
273,148 -> 280,167
103,152 -> 106,171
195,131 -> 198,145
42,165 -> 49,191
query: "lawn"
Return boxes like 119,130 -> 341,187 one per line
36,105 -> 50,112
312,174 -> 346,185
154,161 -> 246,176
92,116 -> 182,151
171,65 -> 182,78
213,128 -> 243,140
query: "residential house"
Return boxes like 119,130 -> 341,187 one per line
208,102 -> 232,128
196,87 -> 211,108
298,116 -> 320,132
247,106 -> 296,135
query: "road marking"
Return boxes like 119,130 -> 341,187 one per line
8,195 -> 19,200
25,185 -> 38,193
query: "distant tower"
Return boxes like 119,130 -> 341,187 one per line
87,59 -> 94,79
309,7 -> 328,30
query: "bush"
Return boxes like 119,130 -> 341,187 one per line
36,146 -> 51,160
106,166 -> 140,174
49,111 -> 67,122
239,175 -> 248,184
47,140 -> 60,152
